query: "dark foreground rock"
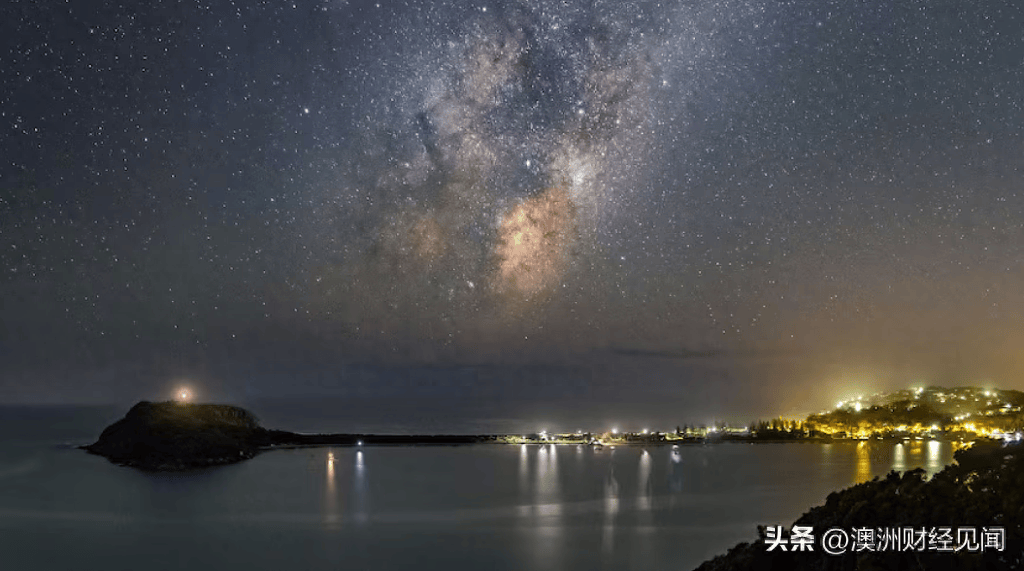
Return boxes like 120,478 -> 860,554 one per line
84,400 -> 496,471
695,440 -> 1024,571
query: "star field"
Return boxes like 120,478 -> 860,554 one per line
2,0 -> 1024,410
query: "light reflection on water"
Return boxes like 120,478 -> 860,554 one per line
353,450 -> 368,524
7,439 -> 964,571
909,440 -> 922,469
820,443 -> 833,484
635,448 -> 654,558
637,449 -> 652,513
844,439 -> 954,484
322,449 -> 339,529
855,441 -> 871,483
927,440 -> 942,474
324,441 -> 956,536
535,445 -> 563,567
536,445 -> 560,504
668,446 -> 683,498
602,451 -> 620,555
952,440 -> 972,453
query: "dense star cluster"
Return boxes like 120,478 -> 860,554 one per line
2,0 -> 1024,407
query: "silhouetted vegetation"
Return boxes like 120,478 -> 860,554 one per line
695,441 -> 1024,570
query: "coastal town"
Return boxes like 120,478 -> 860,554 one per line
501,386 -> 1024,446
85,385 -> 1024,470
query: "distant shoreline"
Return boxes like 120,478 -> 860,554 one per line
258,433 -> 980,448
83,401 -> 992,471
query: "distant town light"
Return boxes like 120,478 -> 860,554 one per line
357,440 -> 363,447
611,428 -> 618,435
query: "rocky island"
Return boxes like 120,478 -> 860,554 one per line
83,400 -> 496,470
84,401 -> 272,470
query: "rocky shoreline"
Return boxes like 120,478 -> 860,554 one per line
694,440 -> 1024,570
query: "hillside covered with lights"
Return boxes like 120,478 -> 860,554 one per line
760,386 -> 1024,441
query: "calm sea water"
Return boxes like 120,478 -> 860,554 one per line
0,406 -> 957,571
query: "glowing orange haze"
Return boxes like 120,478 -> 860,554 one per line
494,186 -> 577,299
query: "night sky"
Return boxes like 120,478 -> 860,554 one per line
3,0 -> 1024,423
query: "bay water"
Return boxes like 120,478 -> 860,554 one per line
0,405 -> 956,570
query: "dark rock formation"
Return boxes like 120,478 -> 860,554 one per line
83,400 -> 497,471
695,440 -> 1024,570
83,401 -> 269,470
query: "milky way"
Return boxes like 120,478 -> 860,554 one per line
3,0 -> 1024,408
308,1 -> 669,346
494,185 -> 577,302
